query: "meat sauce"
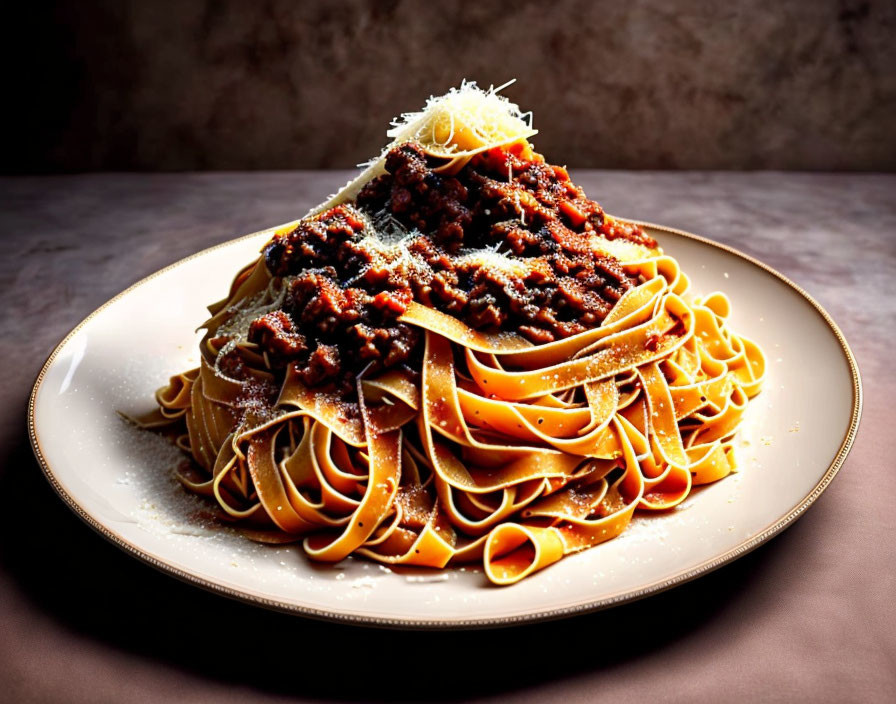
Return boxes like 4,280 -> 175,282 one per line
249,141 -> 657,391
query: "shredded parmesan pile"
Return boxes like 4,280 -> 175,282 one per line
386,80 -> 537,158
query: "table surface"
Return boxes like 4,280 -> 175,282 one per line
1,171 -> 893,703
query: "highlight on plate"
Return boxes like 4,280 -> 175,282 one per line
136,82 -> 766,586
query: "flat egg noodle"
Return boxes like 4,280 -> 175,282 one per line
278,417 -> 360,525
419,330 -> 586,492
482,416 -> 645,584
463,292 -> 694,401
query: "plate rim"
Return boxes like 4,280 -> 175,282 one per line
27,218 -> 863,630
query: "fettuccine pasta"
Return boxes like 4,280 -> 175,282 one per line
139,83 -> 764,585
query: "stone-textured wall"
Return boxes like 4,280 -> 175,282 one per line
7,0 -> 895,172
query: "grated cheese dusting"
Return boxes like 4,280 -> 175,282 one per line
455,248 -> 532,276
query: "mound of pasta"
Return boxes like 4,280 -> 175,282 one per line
141,83 -> 765,585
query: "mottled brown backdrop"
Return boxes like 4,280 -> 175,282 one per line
6,0 -> 895,172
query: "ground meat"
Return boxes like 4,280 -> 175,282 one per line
246,266 -> 421,390
264,205 -> 367,277
252,141 -> 657,391
248,311 -> 307,359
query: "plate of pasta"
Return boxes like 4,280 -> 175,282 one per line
29,84 -> 860,627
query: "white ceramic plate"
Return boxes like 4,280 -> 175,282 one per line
29,222 -> 861,628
